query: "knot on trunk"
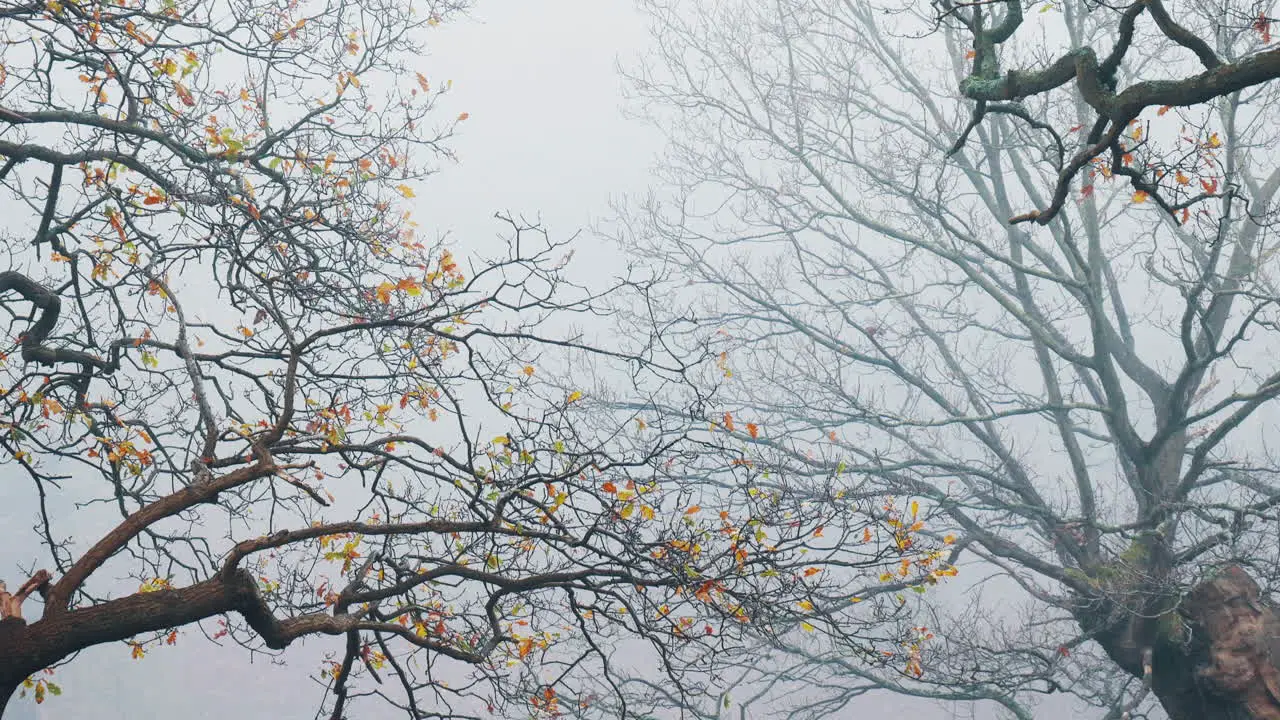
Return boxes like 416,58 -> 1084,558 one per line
1183,565 -> 1280,711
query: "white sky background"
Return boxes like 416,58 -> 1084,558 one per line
0,1 -> 1083,718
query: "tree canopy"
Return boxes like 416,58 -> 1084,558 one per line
0,1 -> 945,717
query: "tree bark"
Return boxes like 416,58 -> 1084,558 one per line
1090,565 -> 1280,720
0,569 -> 269,715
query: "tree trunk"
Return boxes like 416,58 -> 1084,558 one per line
1091,565 -> 1280,720
0,679 -> 17,719
0,617 -> 28,718
0,569 -> 282,718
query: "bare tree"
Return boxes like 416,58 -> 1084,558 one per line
619,0 -> 1280,718
0,1 -> 924,717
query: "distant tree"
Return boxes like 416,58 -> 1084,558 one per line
0,0 -> 927,717
622,0 -> 1280,718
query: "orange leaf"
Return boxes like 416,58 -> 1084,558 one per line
685,505 -> 701,515
722,412 -> 734,431
746,422 -> 759,439
1131,190 -> 1149,204
174,82 -> 195,107
457,112 -> 470,121
601,481 -> 617,494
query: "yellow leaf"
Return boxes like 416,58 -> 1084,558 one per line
1132,190 -> 1149,204
396,184 -> 416,198
620,502 -> 635,519
566,390 -> 583,404
800,622 -> 815,632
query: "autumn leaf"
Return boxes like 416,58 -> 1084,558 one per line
566,390 -> 583,404
746,422 -> 759,439
173,82 -> 195,106
1131,190 -> 1149,204
395,277 -> 422,296
522,365 -> 535,377
457,112 -> 470,121
415,72 -> 430,92
1255,13 -> 1273,43
396,184 -> 416,198
684,505 -> 701,515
